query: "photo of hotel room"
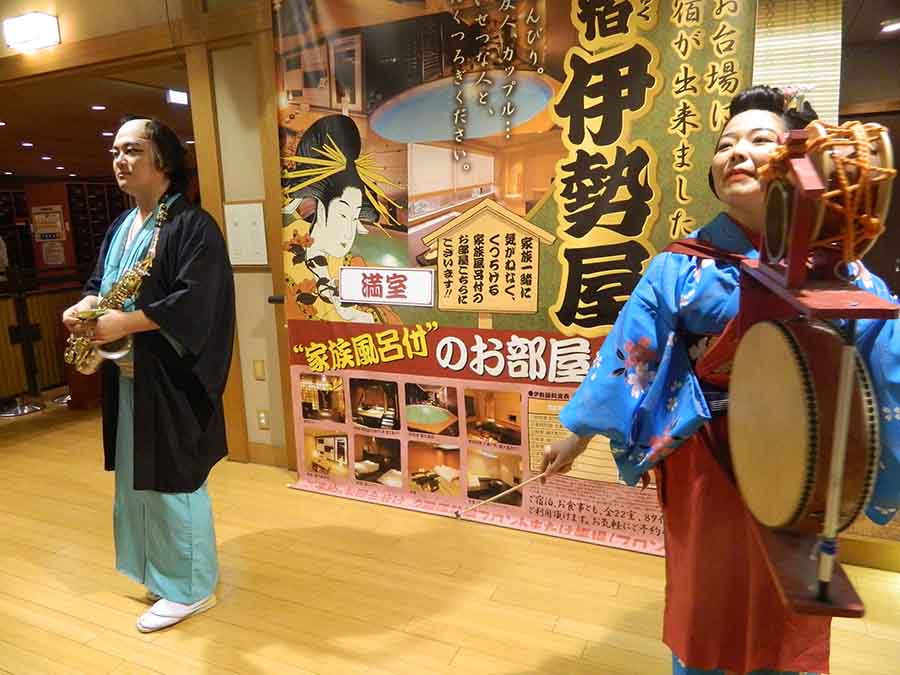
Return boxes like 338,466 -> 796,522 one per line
354,435 -> 402,488
406,133 -> 563,268
408,442 -> 461,496
466,447 -> 523,507
405,383 -> 459,436
464,389 -> 522,447
350,378 -> 401,430
299,374 -> 346,423
280,1 -> 572,272
304,430 -> 351,481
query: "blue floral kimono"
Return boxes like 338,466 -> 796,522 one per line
560,213 -> 900,673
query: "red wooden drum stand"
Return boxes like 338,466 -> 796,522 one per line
729,124 -> 897,618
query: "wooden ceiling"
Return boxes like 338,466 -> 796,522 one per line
0,57 -> 194,181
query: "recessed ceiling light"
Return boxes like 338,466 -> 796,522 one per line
3,171 -> 12,175
91,104 -> 107,111
185,140 -> 195,145
108,149 -> 115,153
0,121 -> 6,126
101,131 -> 114,137
55,165 -> 64,170
68,173 -> 76,177
40,155 -> 52,160
21,141 -> 33,147
166,89 -> 189,106
882,18 -> 900,33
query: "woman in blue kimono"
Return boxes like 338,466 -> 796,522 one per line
542,85 -> 900,674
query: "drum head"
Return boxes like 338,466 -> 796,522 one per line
729,321 -> 816,528
874,124 -> 895,233
764,179 -> 792,262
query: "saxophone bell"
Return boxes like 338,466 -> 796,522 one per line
95,336 -> 133,361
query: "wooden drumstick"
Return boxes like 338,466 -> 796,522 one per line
454,470 -> 551,519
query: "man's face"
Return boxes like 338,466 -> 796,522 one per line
111,119 -> 167,196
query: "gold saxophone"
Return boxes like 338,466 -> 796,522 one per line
64,200 -> 168,375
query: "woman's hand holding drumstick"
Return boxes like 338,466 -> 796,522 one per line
454,471 -> 551,519
540,432 -> 592,481
453,433 -> 593,519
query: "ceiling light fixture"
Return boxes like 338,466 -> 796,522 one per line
882,18 -> 900,33
0,121 -> 6,126
101,131 -> 114,137
3,171 -> 12,175
166,89 -> 189,106
21,141 -> 33,147
55,165 -> 64,170
185,140 -> 195,145
91,105 -> 107,111
40,155 -> 52,160
2,12 -> 60,53
68,173 -> 76,177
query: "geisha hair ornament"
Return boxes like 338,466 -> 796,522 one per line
281,133 -> 402,234
778,84 -> 813,112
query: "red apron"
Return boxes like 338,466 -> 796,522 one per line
657,239 -> 831,673
657,419 -> 831,673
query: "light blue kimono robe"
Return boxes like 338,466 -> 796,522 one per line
100,197 -> 218,604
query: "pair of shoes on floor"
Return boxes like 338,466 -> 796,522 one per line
136,594 -> 216,633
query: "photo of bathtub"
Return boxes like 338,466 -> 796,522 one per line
354,435 -> 402,489
404,383 -> 459,436
464,389 -> 522,447
408,442 -> 461,496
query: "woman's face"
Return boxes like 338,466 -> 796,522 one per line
313,186 -> 364,257
711,109 -> 786,211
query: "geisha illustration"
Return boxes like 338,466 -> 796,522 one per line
281,114 -> 401,323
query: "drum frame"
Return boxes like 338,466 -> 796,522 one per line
728,119 -> 898,617
806,120 -> 894,262
729,319 -> 880,534
757,124 -> 896,289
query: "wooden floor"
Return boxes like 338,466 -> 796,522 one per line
1,407 -> 899,675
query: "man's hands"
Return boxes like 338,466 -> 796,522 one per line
62,296 -> 99,336
62,298 -> 158,344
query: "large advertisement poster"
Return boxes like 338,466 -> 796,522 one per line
273,0 -> 755,554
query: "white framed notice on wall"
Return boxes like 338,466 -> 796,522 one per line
31,205 -> 66,241
224,201 -> 268,266
41,240 -> 66,266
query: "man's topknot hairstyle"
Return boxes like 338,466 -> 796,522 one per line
119,116 -> 188,195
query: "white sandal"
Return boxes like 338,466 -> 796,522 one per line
136,594 -> 216,633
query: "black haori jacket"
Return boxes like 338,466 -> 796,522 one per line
84,195 -> 235,492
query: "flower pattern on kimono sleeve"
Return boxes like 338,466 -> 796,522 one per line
560,252 -> 711,486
